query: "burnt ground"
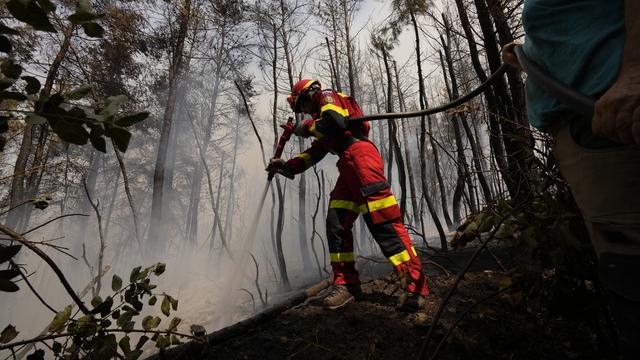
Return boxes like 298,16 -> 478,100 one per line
156,247 -> 617,360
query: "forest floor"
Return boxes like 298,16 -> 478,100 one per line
152,247 -> 617,360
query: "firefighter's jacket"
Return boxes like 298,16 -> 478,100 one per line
285,89 -> 370,174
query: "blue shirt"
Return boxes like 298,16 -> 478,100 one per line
522,0 -> 625,130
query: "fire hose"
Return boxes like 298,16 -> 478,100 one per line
268,45 -> 596,179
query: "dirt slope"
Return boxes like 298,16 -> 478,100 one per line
153,249 -> 615,360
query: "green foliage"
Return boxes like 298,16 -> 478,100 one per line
0,0 -> 148,153
2,263 -> 204,359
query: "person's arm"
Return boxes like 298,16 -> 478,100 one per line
593,0 -> 640,144
284,140 -> 329,174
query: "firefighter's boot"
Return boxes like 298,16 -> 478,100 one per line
396,292 -> 427,312
323,284 -> 359,310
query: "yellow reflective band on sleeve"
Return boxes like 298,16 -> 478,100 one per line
329,200 -> 367,214
337,92 -> 348,98
320,104 -> 349,117
367,195 -> 397,213
297,153 -> 312,169
411,246 -> 417,256
330,252 -> 355,263
389,250 -> 411,266
309,121 -> 324,138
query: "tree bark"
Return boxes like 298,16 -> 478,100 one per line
149,0 -> 191,246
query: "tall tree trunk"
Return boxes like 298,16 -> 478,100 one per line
472,0 -> 534,204
185,55 -> 225,244
393,61 -> 419,223
149,0 -> 191,246
7,24 -> 75,230
380,49 -> 406,216
279,1 -> 311,273
340,0 -> 356,97
455,0 -> 510,200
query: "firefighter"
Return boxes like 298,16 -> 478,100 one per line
268,79 -> 429,310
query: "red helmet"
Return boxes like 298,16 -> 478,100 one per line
287,79 -> 320,112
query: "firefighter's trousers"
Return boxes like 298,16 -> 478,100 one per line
326,140 -> 429,297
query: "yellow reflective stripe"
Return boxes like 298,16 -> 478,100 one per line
330,252 -> 355,262
337,92 -> 349,98
389,250 -> 411,266
410,246 -> 417,256
309,121 -> 324,138
320,104 -> 349,117
297,153 -> 312,168
329,200 -> 367,214
300,79 -> 315,91
367,195 -> 397,213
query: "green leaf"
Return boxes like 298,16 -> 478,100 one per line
168,296 -> 178,311
52,341 -> 62,354
91,295 -> 103,308
21,76 -> 40,95
25,349 -> 45,360
119,335 -> 131,355
167,317 -> 181,332
75,315 -> 98,337
161,296 -> 171,317
141,316 -> 154,331
25,113 -> 47,125
0,77 -> 16,91
0,245 -> 21,265
0,279 -> 20,292
6,0 -> 55,32
135,335 -> 149,351
36,0 -> 56,13
81,22 -> 104,38
89,127 -> 106,153
112,274 -> 123,292
126,349 -> 143,360
0,35 -> 11,53
115,111 -> 149,127
0,269 -> 20,280
155,335 -> 170,350
171,335 -> 181,345
48,305 -> 72,333
148,296 -> 157,306
1,59 -> 23,79
52,120 -> 89,145
153,263 -> 166,276
93,333 -> 117,358
64,84 -> 92,100
0,24 -> 20,35
68,11 -> 103,24
0,91 -> 27,101
116,311 -> 134,330
107,126 -> 132,152
0,325 -> 18,344
190,324 -> 206,337
129,266 -> 142,283
95,296 -> 113,317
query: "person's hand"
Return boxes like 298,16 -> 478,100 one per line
293,120 -> 311,138
266,158 -> 285,172
501,42 -> 523,72
280,117 -> 294,133
593,66 -> 640,145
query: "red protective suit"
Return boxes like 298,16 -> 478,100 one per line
285,89 -> 429,297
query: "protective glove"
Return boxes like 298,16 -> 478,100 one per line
293,120 -> 311,138
280,119 -> 295,133
265,158 -> 294,179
